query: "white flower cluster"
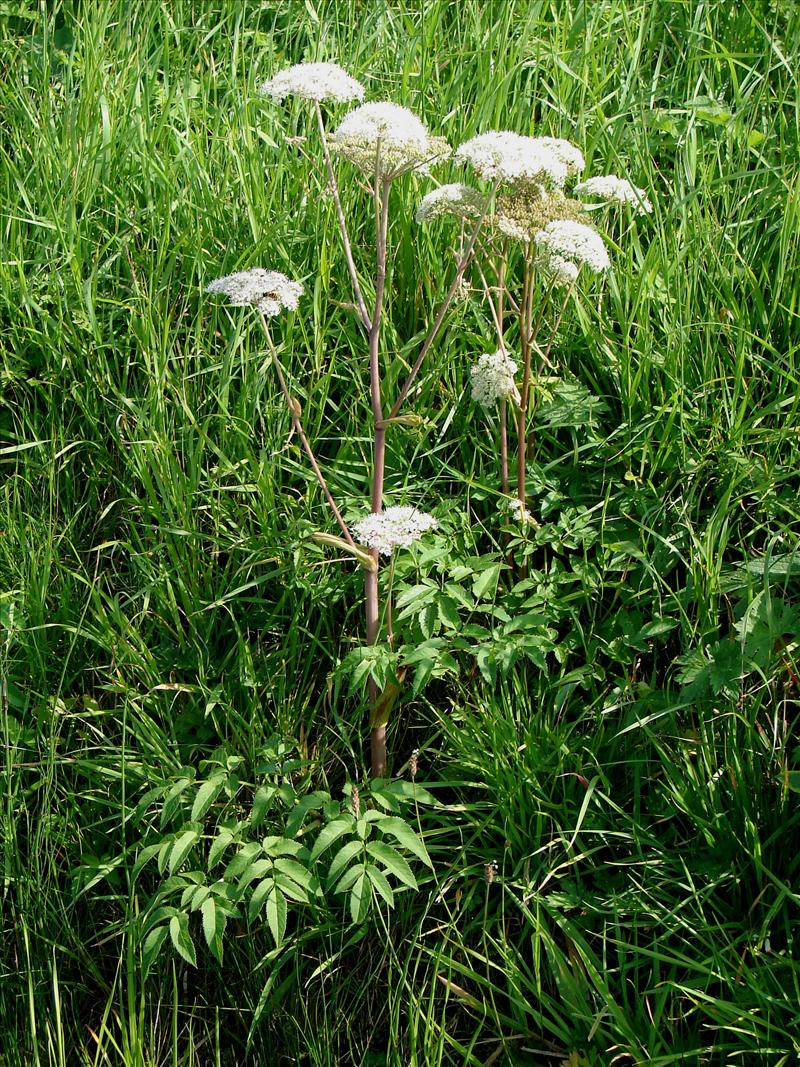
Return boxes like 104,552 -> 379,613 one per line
415,183 -> 485,224
534,220 -> 610,278
530,136 -> 585,178
260,62 -> 365,104
352,505 -> 438,556
454,131 -> 568,187
331,102 -> 449,177
206,268 -> 304,317
505,497 -> 534,523
470,349 -> 520,407
574,174 -> 652,214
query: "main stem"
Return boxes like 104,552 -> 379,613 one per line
516,256 -> 534,505
367,176 -> 391,779
497,250 -> 508,495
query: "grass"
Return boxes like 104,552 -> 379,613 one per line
1,0 -> 800,1062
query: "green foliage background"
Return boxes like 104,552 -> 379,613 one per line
1,0 -> 799,1063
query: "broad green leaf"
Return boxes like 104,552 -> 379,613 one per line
141,925 -> 168,977
208,831 -> 234,870
326,839 -> 363,887
169,913 -> 196,967
191,778 -> 224,822
366,864 -> 395,907
472,563 -> 503,600
266,886 -> 287,946
309,817 -> 353,863
349,871 -> 371,923
168,830 -> 200,875
333,863 -> 364,895
248,877 -> 274,922
251,785 -> 276,828
201,897 -> 217,948
133,842 -> 162,880
376,818 -> 432,867
436,595 -> 461,631
284,792 -> 328,838
366,841 -> 417,889
223,842 -> 261,880
273,857 -> 313,892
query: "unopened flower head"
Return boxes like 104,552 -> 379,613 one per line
415,183 -> 485,223
331,102 -> 449,177
455,131 -> 568,187
574,174 -> 653,214
470,349 -> 520,407
495,188 -> 585,243
206,268 -> 303,317
260,62 -> 365,103
530,137 -> 585,179
352,505 -> 438,556
534,220 -> 610,275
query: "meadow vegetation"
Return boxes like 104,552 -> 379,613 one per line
1,1 -> 800,1063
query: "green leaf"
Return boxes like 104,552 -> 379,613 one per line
326,839 -> 363,887
273,857 -> 313,893
208,830 -> 234,870
436,595 -> 461,631
787,771 -> 800,794
191,778 -> 224,822
349,871 -> 371,924
375,818 -> 432,867
266,886 -> 287,946
169,830 -> 200,875
251,785 -> 276,828
333,863 -> 364,895
365,841 -> 417,889
201,897 -> 217,948
133,842 -> 162,880
366,864 -> 395,907
309,817 -> 354,863
284,792 -> 329,838
472,563 -> 503,601
248,877 -> 274,922
141,925 -> 169,977
169,913 -> 196,967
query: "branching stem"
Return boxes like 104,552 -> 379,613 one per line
260,314 -> 356,548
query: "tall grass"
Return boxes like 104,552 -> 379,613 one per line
1,0 -> 799,1062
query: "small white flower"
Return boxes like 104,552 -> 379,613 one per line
331,102 -> 449,177
455,131 -> 567,187
530,137 -> 585,178
505,498 -> 534,523
206,268 -> 304,316
260,62 -> 365,104
574,174 -> 653,214
546,254 -> 580,287
534,220 -> 610,275
352,506 -> 438,556
470,350 -> 520,407
415,183 -> 485,223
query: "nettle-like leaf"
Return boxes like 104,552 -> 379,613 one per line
734,591 -> 799,668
